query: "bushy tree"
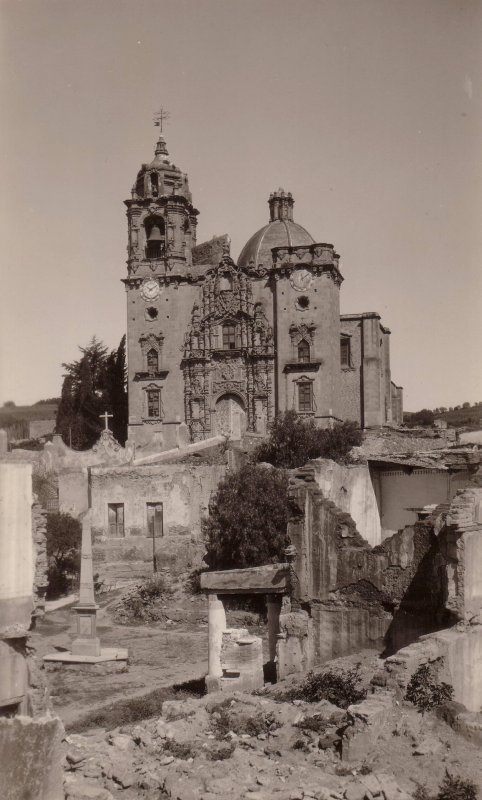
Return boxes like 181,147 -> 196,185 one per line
103,335 -> 128,445
46,512 -> 81,598
56,335 -> 128,449
203,464 -> 290,570
405,408 -> 435,428
254,410 -> 362,469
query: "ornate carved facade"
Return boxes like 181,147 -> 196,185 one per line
181,248 -> 274,441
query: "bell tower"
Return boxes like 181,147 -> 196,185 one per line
123,123 -> 199,449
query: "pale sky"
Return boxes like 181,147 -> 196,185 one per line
1,0 -> 481,411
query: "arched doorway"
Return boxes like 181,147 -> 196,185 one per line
214,394 -> 247,440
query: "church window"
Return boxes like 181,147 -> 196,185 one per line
298,381 -> 313,413
298,340 -> 310,363
150,173 -> 159,196
147,389 -> 161,418
341,336 -> 351,367
146,307 -> 158,320
222,323 -> 237,350
219,274 -> 232,291
147,348 -> 158,375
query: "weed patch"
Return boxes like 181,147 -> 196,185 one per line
281,667 -> 367,709
67,676 -> 205,733
405,664 -> 453,713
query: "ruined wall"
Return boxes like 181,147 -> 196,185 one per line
0,464 -> 52,718
384,626 -> 482,713
307,459 -> 381,547
32,500 -> 48,620
287,467 -> 460,664
370,464 -> 477,535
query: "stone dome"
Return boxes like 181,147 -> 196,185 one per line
237,189 -> 314,269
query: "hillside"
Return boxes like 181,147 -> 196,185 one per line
0,401 -> 59,440
404,403 -> 482,429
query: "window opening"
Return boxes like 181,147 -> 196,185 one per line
147,348 -> 158,375
222,324 -> 237,350
297,295 -> 310,310
108,503 -> 124,537
145,217 -> 165,259
298,340 -> 310,363
341,336 -> 351,367
147,389 -> 161,418
298,382 -> 313,413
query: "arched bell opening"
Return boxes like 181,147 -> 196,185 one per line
145,216 -> 165,259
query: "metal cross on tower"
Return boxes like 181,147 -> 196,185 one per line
153,106 -> 171,133
99,411 -> 113,431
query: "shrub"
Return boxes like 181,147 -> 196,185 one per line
205,741 -> 236,761
414,774 -> 479,800
254,410 -> 362,469
163,740 -> 196,760
405,664 -> 454,713
203,463 -> 289,570
112,573 -> 172,624
295,714 -> 329,733
283,667 -> 367,709
46,512 -> 81,599
437,774 -> 477,800
212,706 -> 279,739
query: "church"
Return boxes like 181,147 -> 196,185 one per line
124,132 -> 403,450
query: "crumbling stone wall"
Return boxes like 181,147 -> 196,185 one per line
286,467 -> 474,663
32,499 -> 48,620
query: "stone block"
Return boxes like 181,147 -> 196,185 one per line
218,628 -> 264,692
342,693 -> 393,762
0,714 -> 64,800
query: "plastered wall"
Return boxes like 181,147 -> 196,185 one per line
90,462 -> 226,538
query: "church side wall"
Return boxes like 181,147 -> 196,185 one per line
275,272 -> 341,422
339,318 -> 362,424
381,329 -> 392,423
362,316 -> 384,427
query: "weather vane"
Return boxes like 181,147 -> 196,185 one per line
153,107 -> 171,133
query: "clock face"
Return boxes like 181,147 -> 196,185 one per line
141,279 -> 161,301
290,269 -> 313,292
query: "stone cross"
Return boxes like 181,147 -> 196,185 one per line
99,411 -> 113,431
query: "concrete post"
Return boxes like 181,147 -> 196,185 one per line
206,593 -> 226,691
266,595 -> 281,662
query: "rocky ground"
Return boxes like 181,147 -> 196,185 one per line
35,583 -> 482,800
62,676 -> 482,800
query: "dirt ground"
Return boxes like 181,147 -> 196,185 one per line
34,586 -> 267,728
33,586 -> 482,799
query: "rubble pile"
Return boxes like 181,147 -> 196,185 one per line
61,689 -> 444,800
